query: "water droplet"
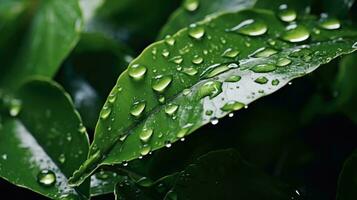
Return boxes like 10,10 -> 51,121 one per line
165,104 -> 179,116
253,48 -> 278,58
176,123 -> 193,138
9,99 -> 21,117
108,92 -> 117,103
229,19 -> 268,36
152,76 -> 173,93
128,64 -> 147,80
182,67 -> 198,76
222,48 -> 240,58
2,154 -> 7,160
96,170 -> 109,180
205,110 -> 213,116
100,107 -> 111,119
188,24 -> 205,40
165,141 -> 172,148
192,55 -> 204,64
184,0 -> 199,12
58,154 -> 66,164
140,144 -> 151,156
162,49 -> 170,57
158,96 -> 165,103
278,4 -> 297,22
221,101 -> 245,112
165,35 -> 175,46
130,101 -> 146,118
37,169 -> 56,187
255,76 -> 269,84
139,128 -> 153,143
225,75 -> 241,82
319,17 -> 341,30
282,25 -> 310,43
170,56 -> 183,64
120,134 -> 128,141
198,81 -> 223,99
228,113 -> 234,117
183,89 -> 191,96
137,177 -> 153,187
272,79 -> 280,86
276,58 -> 292,67
211,118 -> 219,125
122,161 -> 128,167
251,63 -> 276,73
204,63 -> 238,78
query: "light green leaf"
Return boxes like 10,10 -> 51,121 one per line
69,8 -> 357,186
336,150 -> 357,200
0,79 -> 90,199
0,0 -> 82,91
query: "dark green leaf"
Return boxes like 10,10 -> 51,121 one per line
321,0 -> 355,18
336,150 -> 357,200
69,9 -> 357,186
0,0 -> 82,91
0,79 -> 90,199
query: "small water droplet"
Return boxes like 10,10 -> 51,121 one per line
184,0 -> 199,12
229,19 -> 268,36
165,104 -> 179,116
182,67 -> 198,76
253,48 -> 278,58
251,63 -> 276,73
152,75 -> 173,93
165,141 -> 172,148
228,113 -> 234,117
282,25 -> 310,43
139,128 -> 153,143
222,48 -> 240,58
204,63 -> 238,78
170,56 -> 183,64
278,4 -> 297,22
158,96 -> 165,103
319,16 -> 341,30
100,107 -> 111,119
221,101 -> 245,112
2,154 -> 7,160
130,101 -> 146,118
120,134 -> 128,141
162,49 -> 170,58
211,118 -> 219,125
122,161 -> 128,167
58,154 -> 66,164
37,169 -> 56,187
192,55 -> 204,64
128,64 -> 147,80
188,24 -> 205,40
272,79 -> 280,86
165,35 -> 176,46
255,76 -> 269,84
225,75 -> 241,82
96,170 -> 109,180
9,99 -> 21,117
198,81 -> 223,99
276,58 -> 292,67
140,144 -> 151,156
176,123 -> 193,138
183,89 -> 191,96
205,110 -> 213,116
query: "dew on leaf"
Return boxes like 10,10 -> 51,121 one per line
192,55 -> 204,64
229,19 -> 268,36
140,144 -> 151,156
37,169 -> 56,187
58,154 -> 66,164
221,101 -> 245,112
188,24 -> 205,40
211,118 -> 219,125
165,104 -> 179,116
152,75 -> 173,93
184,0 -> 199,12
130,101 -> 146,118
225,75 -> 241,82
253,48 -> 278,58
100,108 -> 111,119
272,79 -> 280,86
165,35 -> 176,46
281,25 -> 310,43
319,17 -> 341,30
251,63 -> 276,73
255,76 -> 269,84
128,64 -> 147,80
170,56 -> 183,64
204,63 -> 238,78
222,48 -> 240,58
139,128 -> 153,143
198,81 -> 223,99
9,99 -> 22,117
276,57 -> 292,67
182,67 -> 198,76
278,4 -> 297,22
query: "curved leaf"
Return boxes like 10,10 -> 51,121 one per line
69,8 -> 357,185
0,0 -> 83,90
0,79 -> 90,199
336,150 -> 357,200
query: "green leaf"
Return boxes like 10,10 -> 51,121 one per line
69,8 -> 357,186
0,0 -> 82,91
163,149 -> 295,199
336,150 -> 357,200
0,79 -> 90,199
321,0 -> 355,18
158,0 -> 257,39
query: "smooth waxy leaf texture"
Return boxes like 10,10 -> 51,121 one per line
337,150 -> 357,200
69,8 -> 357,185
0,79 -> 90,199
0,0 -> 82,90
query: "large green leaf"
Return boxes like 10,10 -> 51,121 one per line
69,8 -> 357,185
0,0 -> 82,91
0,79 -> 90,199
336,150 -> 357,200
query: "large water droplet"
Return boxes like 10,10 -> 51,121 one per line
282,25 -> 310,43
139,128 -> 153,143
278,4 -> 297,22
37,169 -> 56,187
276,58 -> 292,67
221,101 -> 245,112
319,16 -> 341,30
182,67 -> 198,76
100,107 -> 111,119
251,63 -> 276,73
188,24 -> 205,40
253,48 -> 278,58
198,81 -> 223,99
225,75 -> 241,82
230,19 -> 268,36
152,76 -> 173,93
222,48 -> 240,58
255,76 -> 269,84
130,101 -> 146,118
184,0 -> 199,12
165,104 -> 179,116
204,63 -> 238,78
165,35 -> 176,46
128,64 -> 147,80
140,144 -> 151,156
